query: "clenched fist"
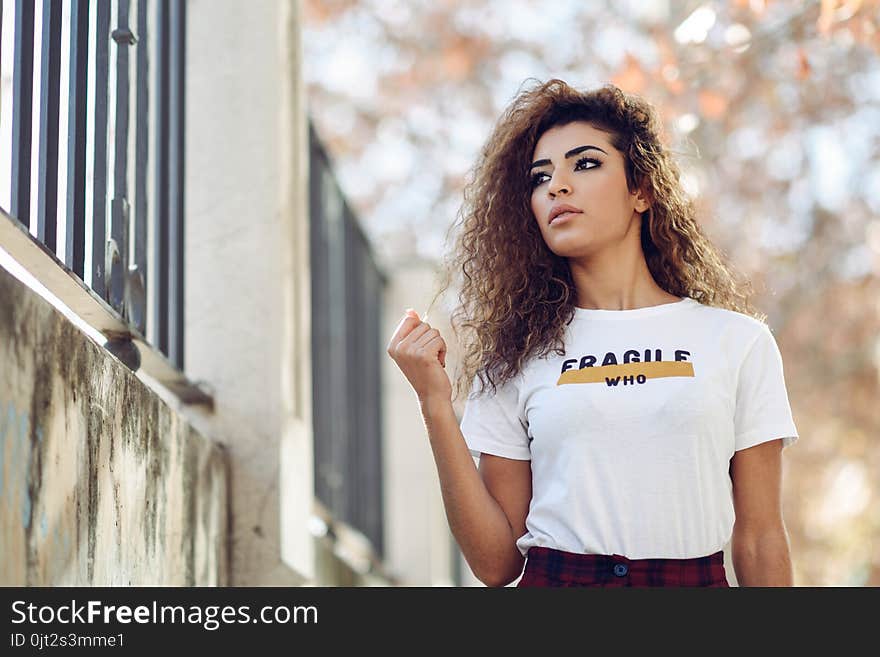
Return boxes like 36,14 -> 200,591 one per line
386,309 -> 452,405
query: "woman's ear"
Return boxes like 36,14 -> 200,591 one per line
633,186 -> 652,214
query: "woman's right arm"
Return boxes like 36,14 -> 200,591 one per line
420,397 -> 530,587
387,310 -> 531,587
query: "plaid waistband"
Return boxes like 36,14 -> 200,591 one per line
520,547 -> 727,587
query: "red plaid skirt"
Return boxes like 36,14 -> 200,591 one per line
517,547 -> 730,587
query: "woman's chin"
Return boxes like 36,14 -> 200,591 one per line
548,239 -> 599,259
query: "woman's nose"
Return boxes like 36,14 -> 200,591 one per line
549,176 -> 571,196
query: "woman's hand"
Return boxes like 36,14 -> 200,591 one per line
386,309 -> 452,405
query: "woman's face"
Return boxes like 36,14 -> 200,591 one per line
529,121 -> 648,258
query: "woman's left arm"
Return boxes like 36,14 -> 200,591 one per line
729,438 -> 794,586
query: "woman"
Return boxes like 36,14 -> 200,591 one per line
386,79 -> 799,587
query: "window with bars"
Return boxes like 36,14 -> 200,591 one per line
309,123 -> 386,557
1,0 -> 186,370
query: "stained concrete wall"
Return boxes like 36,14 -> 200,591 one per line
0,265 -> 227,585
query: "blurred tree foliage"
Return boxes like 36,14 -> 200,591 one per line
303,0 -> 880,586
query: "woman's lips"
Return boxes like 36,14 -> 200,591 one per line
549,211 -> 581,226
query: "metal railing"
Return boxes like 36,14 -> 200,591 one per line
2,0 -> 186,369
309,123 -> 387,557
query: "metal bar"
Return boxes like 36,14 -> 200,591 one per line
326,166 -> 346,518
167,0 -> 185,368
131,0 -> 149,335
0,207 -> 213,406
65,0 -> 89,276
316,155 -> 337,513
11,0 -> 35,226
344,206 -> 356,527
309,127 -> 330,510
91,0 -> 111,299
153,0 -> 169,355
356,220 -> 383,552
112,0 -> 130,201
337,213 -> 358,531
372,278 -> 382,551
36,0 -> 62,252
371,265 -> 385,555
109,0 -> 131,314
365,250 -> 384,555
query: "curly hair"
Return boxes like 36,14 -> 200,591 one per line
428,78 -> 763,403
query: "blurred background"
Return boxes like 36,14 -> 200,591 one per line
0,0 -> 877,586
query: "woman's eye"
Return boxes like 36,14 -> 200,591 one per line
531,158 -> 601,188
575,157 -> 600,170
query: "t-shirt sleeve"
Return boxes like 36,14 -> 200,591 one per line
733,323 -> 799,451
459,374 -> 531,461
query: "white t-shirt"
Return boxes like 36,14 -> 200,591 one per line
459,296 -> 799,560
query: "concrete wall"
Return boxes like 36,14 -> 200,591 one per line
0,265 -> 227,585
182,0 -> 315,584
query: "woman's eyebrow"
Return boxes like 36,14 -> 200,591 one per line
529,144 -> 608,170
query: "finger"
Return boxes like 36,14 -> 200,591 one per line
413,327 -> 441,348
419,333 -> 446,360
397,322 -> 432,349
388,315 -> 424,350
